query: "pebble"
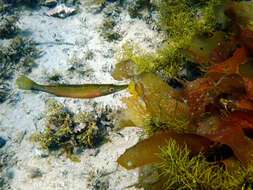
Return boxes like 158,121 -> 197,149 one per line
34,148 -> 49,158
87,148 -> 99,156
0,136 -> 6,148
43,0 -> 57,7
28,167 -> 43,178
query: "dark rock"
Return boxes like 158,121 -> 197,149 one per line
0,137 -> 6,148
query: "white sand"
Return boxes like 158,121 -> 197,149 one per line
0,1 -> 163,189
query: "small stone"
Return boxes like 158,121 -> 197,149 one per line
28,167 -> 42,178
65,0 -> 75,6
0,177 -> 5,187
87,148 -> 99,156
0,136 -> 6,148
43,0 -> 57,7
62,170 -> 68,176
34,148 -> 49,158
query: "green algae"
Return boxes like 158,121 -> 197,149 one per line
157,139 -> 224,190
31,101 -> 115,161
115,0 -> 227,80
156,139 -> 253,190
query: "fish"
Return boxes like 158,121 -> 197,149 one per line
16,75 -> 128,98
239,60 -> 253,78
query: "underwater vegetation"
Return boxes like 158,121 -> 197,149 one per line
99,3 -> 122,42
0,36 -> 39,103
0,148 -> 16,190
114,0 -> 230,80
114,0 -> 253,189
0,3 -> 19,39
0,13 -> 19,39
86,168 -> 110,190
0,2 -> 40,103
31,101 -> 117,161
127,0 -> 152,19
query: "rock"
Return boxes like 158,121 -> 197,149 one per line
0,136 -> 6,148
28,167 -> 42,178
46,4 -> 77,18
65,0 -> 75,6
42,0 -> 57,7
34,148 -> 49,158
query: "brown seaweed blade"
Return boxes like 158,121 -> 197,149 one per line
205,111 -> 253,168
117,131 -> 213,170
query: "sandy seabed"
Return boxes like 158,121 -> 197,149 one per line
0,1 -> 163,189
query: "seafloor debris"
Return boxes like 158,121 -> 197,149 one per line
0,137 -> 6,149
0,149 -> 16,189
41,0 -> 57,7
46,4 -> 77,18
28,167 -> 43,179
86,168 -> 110,190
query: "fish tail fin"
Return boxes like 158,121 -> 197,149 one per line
16,75 -> 39,90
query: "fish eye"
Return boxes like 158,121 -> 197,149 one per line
108,88 -> 114,93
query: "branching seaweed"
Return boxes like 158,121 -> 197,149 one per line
32,101 -> 116,161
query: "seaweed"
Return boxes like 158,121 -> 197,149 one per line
127,0 -> 152,19
99,4 -> 122,42
0,36 -> 40,80
117,131 -> 212,170
115,72 -> 189,134
114,0 -> 231,81
114,0 -> 253,189
86,168 -> 110,190
31,101 -> 116,161
0,35 -> 40,104
157,139 -> 224,190
0,14 -> 20,39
